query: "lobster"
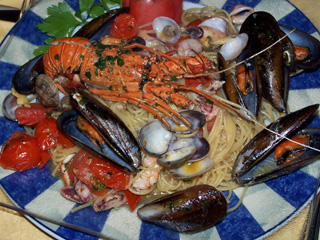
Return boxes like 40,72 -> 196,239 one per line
43,37 -> 245,130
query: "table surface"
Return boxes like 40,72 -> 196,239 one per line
0,0 -> 319,239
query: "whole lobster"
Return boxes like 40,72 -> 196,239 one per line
43,37 -> 244,129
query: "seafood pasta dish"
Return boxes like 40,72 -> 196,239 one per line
1,0 -> 320,234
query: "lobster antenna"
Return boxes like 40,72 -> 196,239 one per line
214,28 -> 296,74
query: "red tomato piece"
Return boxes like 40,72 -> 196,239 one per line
206,118 -> 216,132
123,189 -> 141,211
69,150 -> 131,196
89,157 -> 131,191
34,118 -> 59,150
57,130 -> 75,148
186,19 -> 203,28
129,0 -> 181,29
110,13 -> 139,39
38,150 -> 51,169
0,131 -> 42,172
15,103 -> 52,126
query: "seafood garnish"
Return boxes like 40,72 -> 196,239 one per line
232,104 -> 320,185
138,185 -> 226,233
152,17 -> 181,43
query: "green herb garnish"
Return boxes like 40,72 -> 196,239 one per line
34,0 -> 123,56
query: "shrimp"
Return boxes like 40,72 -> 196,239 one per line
130,154 -> 162,194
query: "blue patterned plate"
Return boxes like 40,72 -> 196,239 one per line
0,0 -> 320,239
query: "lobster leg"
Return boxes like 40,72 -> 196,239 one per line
88,88 -> 192,129
176,85 -> 252,121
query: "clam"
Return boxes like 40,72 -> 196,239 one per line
198,17 -> 228,34
157,137 -> 210,169
137,185 -> 227,233
146,39 -> 169,52
152,16 -> 181,43
169,157 -> 214,179
139,110 -> 211,178
139,120 -> 173,156
2,93 -> 19,121
232,104 -> 320,185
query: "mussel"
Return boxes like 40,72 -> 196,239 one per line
137,185 -> 227,233
57,89 -> 141,173
239,11 -> 288,115
231,11 -> 320,118
280,24 -> 320,72
232,104 -> 320,185
139,110 -> 211,178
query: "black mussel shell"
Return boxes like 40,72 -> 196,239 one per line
74,8 -> 129,42
57,89 -> 141,173
57,109 -> 138,173
280,25 -> 320,71
232,104 -> 319,185
137,185 -> 227,233
12,55 -> 43,94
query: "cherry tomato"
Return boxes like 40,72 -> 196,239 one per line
34,118 -> 59,150
123,189 -> 141,211
0,131 -> 42,172
57,131 -> 75,148
38,150 -> 51,169
129,0 -> 183,29
68,150 -> 131,196
89,157 -> 130,191
110,13 -> 139,39
15,103 -> 52,126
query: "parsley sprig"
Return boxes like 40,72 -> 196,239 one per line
34,0 -> 122,56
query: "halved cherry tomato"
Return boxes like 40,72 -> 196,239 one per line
38,150 -> 51,169
34,118 -> 59,150
68,150 -> 131,195
57,131 -> 75,148
0,131 -> 42,172
89,157 -> 131,191
15,103 -> 52,126
110,13 -> 139,39
123,189 -> 141,211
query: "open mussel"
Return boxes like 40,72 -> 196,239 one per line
137,185 -> 227,233
74,7 -> 129,42
280,24 -> 320,72
57,89 -> 141,173
232,104 -> 320,185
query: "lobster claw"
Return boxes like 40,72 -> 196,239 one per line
232,104 -> 320,185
